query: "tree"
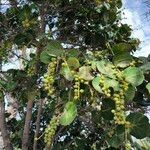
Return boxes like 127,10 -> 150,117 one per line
0,0 -> 150,149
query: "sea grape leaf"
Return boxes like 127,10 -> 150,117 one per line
67,57 -> 80,70
40,40 -> 64,63
78,66 -> 93,80
60,101 -> 77,126
92,76 -> 102,93
101,98 -> 115,120
113,52 -> 133,68
40,50 -> 51,64
126,112 -> 150,139
125,84 -> 136,102
103,77 -> 120,91
96,60 -> 116,78
60,66 -> 73,81
146,83 -> 150,94
123,67 -> 144,87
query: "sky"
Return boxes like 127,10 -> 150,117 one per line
122,0 -> 150,57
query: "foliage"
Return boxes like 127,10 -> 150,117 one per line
0,0 -> 150,150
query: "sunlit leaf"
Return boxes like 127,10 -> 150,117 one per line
67,57 -> 80,70
78,66 -> 93,80
96,60 -> 116,78
92,76 -> 102,93
60,102 -> 77,126
123,67 -> 144,87
103,77 -> 120,91
60,66 -> 74,81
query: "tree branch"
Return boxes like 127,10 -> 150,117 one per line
22,1 -> 47,149
33,99 -> 44,150
22,99 -> 34,150
0,94 -> 13,150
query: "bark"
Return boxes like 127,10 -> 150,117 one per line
33,99 -> 44,150
22,99 -> 34,150
22,2 -> 47,149
0,98 -> 13,150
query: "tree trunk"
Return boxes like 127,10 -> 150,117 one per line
0,97 -> 13,150
33,99 -> 44,150
22,99 -> 34,150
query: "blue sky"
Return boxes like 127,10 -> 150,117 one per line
122,0 -> 150,57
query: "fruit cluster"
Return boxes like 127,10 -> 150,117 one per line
43,58 -> 57,96
111,93 -> 125,125
27,65 -> 35,77
22,19 -> 30,28
44,116 -> 59,147
125,142 -> 132,150
93,51 -> 104,59
73,75 -> 86,100
129,60 -> 136,67
99,75 -> 111,98
111,76 -> 129,125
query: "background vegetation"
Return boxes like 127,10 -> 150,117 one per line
0,0 -> 150,149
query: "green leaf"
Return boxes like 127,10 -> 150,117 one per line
40,51 -> 51,64
40,41 -> 64,63
107,125 -> 125,148
60,66 -> 73,81
45,40 -> 64,57
140,62 -> 150,72
91,61 -> 97,70
113,53 -> 133,68
126,112 -> 150,139
60,102 -> 77,126
123,67 -> 144,87
5,81 -> 17,92
125,84 -> 136,102
103,77 -> 120,91
92,76 -> 102,93
67,57 -> 80,70
101,99 -> 115,120
112,43 -> 133,55
78,66 -> 93,80
67,49 -> 80,58
146,83 -> 150,94
96,60 -> 116,78
107,133 -> 124,148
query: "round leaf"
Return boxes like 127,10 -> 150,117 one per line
60,102 -> 77,126
92,76 -> 102,93
78,66 -> 93,80
40,51 -> 51,64
96,60 -> 116,78
101,99 -> 115,120
113,53 -> 133,68
67,57 -> 80,70
126,112 -> 150,139
60,66 -> 74,81
123,67 -> 144,87
125,84 -> 136,102
103,77 -> 120,91
45,40 -> 64,56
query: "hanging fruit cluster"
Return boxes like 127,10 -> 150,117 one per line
43,58 -> 57,96
44,115 -> 59,147
99,74 -> 111,98
111,74 -> 129,125
27,65 -> 36,77
73,74 -> 85,100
